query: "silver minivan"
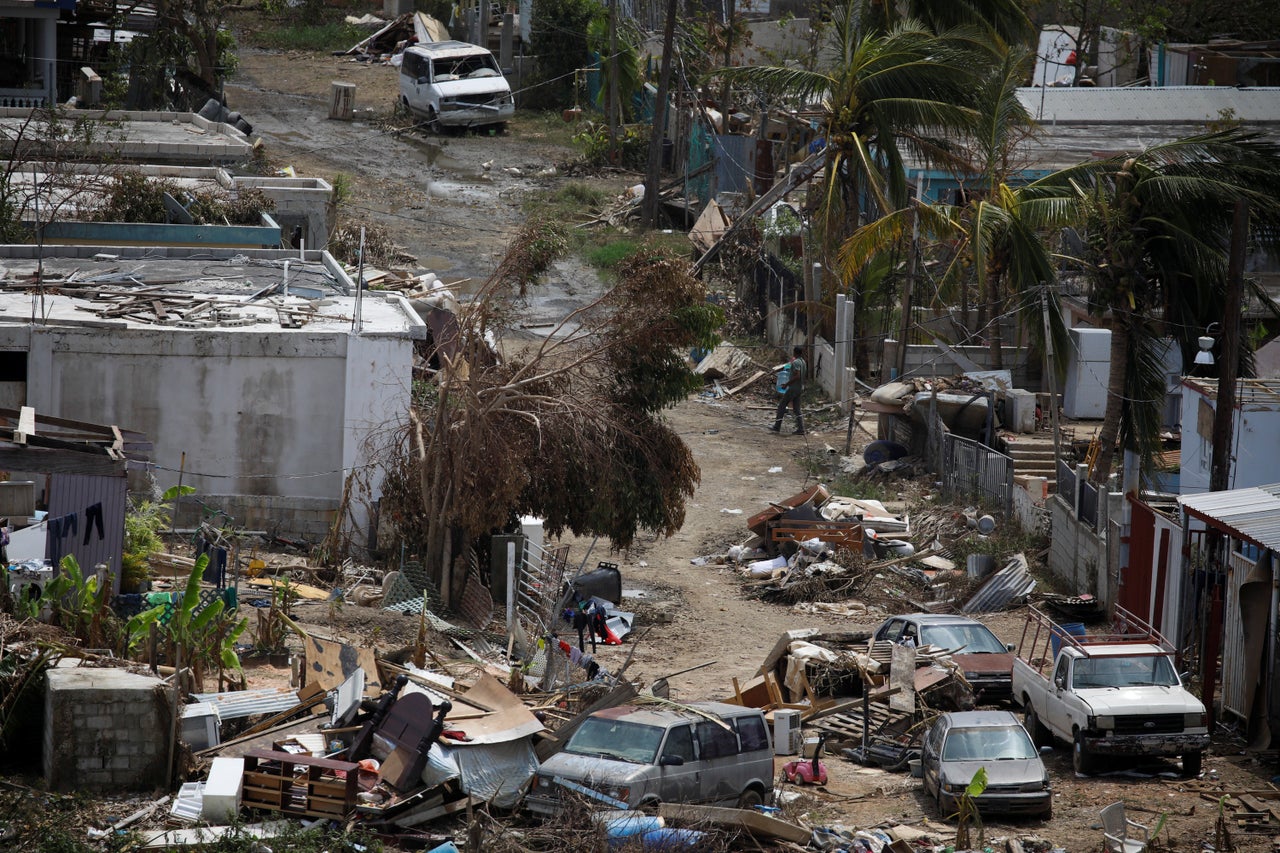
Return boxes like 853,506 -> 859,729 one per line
526,702 -> 774,815
397,41 -> 514,132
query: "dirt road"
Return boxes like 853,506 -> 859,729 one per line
228,47 -> 1272,852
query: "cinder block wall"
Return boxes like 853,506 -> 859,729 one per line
44,668 -> 170,791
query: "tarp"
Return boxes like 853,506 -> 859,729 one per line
447,738 -> 538,809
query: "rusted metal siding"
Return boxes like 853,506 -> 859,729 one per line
45,473 -> 127,596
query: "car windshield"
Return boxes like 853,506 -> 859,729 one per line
1072,655 -> 1178,689
942,726 -> 1037,761
433,54 -> 501,81
564,718 -> 665,764
920,623 -> 1006,654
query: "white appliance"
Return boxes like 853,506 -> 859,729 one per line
1063,327 -> 1111,419
8,561 -> 54,617
774,708 -> 802,756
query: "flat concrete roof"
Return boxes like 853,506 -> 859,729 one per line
0,108 -> 253,165
47,666 -> 163,691
0,246 -> 426,337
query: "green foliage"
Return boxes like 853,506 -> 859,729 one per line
246,22 -> 368,52
587,238 -> 641,271
572,120 -> 650,169
93,170 -> 270,225
526,0 -> 600,109
954,766 -> 988,848
586,17 -> 644,121
555,181 -> 609,210
493,221 -> 570,295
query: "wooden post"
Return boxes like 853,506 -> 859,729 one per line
642,0 -> 678,227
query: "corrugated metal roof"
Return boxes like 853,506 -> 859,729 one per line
962,555 -> 1037,613
1178,484 -> 1280,552
189,686 -> 301,720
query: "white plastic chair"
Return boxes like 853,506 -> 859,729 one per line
1101,802 -> 1150,853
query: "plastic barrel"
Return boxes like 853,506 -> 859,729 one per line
1051,622 -> 1087,655
604,814 -> 665,842
638,829 -> 706,851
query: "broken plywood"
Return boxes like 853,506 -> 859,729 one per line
306,635 -> 383,697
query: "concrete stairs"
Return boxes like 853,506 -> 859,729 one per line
1002,431 -> 1059,494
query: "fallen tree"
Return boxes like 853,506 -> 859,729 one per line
388,225 -> 721,605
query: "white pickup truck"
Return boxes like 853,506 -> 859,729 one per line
1011,606 -> 1208,776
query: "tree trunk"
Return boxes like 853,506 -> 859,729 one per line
987,270 -> 1004,370
642,0 -> 678,227
1090,315 -> 1129,484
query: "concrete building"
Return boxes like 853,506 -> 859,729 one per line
44,665 -> 170,791
1,106 -> 253,164
0,0 -> 60,108
0,245 -> 426,549
1179,377 -> 1280,495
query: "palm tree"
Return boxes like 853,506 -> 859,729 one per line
837,47 -> 1069,372
720,12 -> 990,371
1026,129 -> 1280,484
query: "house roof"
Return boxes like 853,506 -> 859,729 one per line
1178,483 -> 1280,552
0,246 -> 427,338
1181,377 -> 1280,408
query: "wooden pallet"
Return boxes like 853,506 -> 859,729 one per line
241,749 -> 358,819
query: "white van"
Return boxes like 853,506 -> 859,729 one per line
397,41 -> 514,132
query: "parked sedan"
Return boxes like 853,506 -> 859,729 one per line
921,711 -> 1052,819
872,613 -> 1014,703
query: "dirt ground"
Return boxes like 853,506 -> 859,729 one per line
221,48 -> 1280,852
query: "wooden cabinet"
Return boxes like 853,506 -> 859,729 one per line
241,749 -> 358,819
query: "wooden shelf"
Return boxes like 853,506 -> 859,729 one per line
240,749 -> 359,819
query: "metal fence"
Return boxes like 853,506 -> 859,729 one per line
513,539 -> 569,639
941,433 -> 1015,513
924,404 -> 1014,513
1057,458 -> 1099,529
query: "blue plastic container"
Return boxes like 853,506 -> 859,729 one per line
1051,622 -> 1087,655
605,814 -> 665,842
638,828 -> 705,850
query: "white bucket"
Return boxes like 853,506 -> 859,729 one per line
909,759 -> 923,778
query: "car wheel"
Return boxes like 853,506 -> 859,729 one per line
736,787 -> 764,809
638,797 -> 661,814
1043,799 -> 1053,820
1183,750 -> 1203,777
426,107 -> 441,134
1072,729 -> 1095,775
1023,702 -> 1051,747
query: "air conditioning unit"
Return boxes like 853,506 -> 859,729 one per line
774,709 -> 802,756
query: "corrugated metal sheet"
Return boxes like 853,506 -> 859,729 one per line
962,555 -> 1037,613
45,472 -> 128,596
1222,550 -> 1257,720
190,686 -> 300,720
1179,484 -> 1280,552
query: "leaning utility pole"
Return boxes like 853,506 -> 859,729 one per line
1209,198 -> 1249,493
606,0 -> 618,163
642,0 -> 678,227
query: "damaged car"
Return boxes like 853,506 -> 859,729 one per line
526,702 -> 773,815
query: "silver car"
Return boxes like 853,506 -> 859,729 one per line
526,702 -> 773,815
921,710 -> 1052,819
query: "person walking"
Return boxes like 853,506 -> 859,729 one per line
770,346 -> 806,435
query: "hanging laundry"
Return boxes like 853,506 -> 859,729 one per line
83,503 -> 104,545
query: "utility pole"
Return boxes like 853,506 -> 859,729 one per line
718,0 -> 736,121
642,0 -> 678,227
1209,199 -> 1248,493
1041,287 -> 1062,472
896,172 -> 923,379
606,0 -> 618,163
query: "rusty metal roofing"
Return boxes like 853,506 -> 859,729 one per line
1178,484 -> 1280,552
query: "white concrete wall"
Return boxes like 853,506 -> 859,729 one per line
1180,383 -> 1280,494
1048,494 -> 1108,602
3,322 -> 414,549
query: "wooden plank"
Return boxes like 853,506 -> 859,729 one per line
659,804 -> 810,844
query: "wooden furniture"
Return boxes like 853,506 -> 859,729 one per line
766,518 -> 862,550
241,749 -> 358,819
